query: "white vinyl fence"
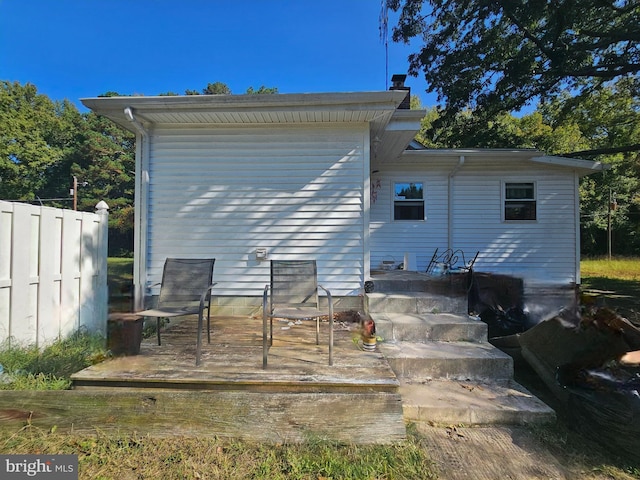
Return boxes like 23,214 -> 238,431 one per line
0,200 -> 109,347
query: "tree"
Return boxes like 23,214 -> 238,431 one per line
71,111 -> 136,254
542,79 -> 640,255
388,0 -> 640,142
246,86 -> 279,94
0,81 -> 78,201
186,82 -> 232,95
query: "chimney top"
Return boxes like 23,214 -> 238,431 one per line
391,74 -> 407,87
389,74 -> 410,109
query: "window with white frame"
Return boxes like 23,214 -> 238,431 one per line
504,182 -> 536,221
394,182 -> 424,220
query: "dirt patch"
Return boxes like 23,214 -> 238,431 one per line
416,423 -> 570,479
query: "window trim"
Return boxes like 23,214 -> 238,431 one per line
393,181 -> 425,221
503,181 -> 537,222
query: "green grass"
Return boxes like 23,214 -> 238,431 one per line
0,425 -> 437,480
581,256 -> 640,323
582,257 -> 640,281
0,332 -> 108,390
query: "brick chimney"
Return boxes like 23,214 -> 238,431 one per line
389,74 -> 410,109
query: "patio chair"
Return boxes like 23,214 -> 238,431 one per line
137,258 -> 216,366
262,260 -> 334,368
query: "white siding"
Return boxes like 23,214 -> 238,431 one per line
452,163 -> 578,285
145,124 -> 367,296
370,170 -> 448,271
370,161 -> 580,286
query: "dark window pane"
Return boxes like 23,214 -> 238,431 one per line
395,201 -> 424,220
505,201 -> 536,220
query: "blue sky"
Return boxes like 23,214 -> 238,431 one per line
0,0 -> 435,111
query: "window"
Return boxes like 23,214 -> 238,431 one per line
504,182 -> 536,221
394,182 -> 424,220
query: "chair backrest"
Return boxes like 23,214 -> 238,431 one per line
157,258 -> 215,307
270,260 -> 318,308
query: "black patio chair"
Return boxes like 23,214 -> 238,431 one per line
262,260 -> 334,368
138,258 -> 216,366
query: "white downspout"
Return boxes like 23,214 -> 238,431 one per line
124,107 -> 149,311
448,156 -> 465,250
574,173 -> 581,287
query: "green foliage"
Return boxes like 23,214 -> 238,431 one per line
185,81 -> 232,95
388,0 -> 640,140
0,332 -> 108,390
0,81 -> 80,201
72,112 -> 136,239
184,82 -> 278,96
246,85 -> 279,94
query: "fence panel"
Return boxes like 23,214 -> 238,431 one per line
0,201 -> 108,347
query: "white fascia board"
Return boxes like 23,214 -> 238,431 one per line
530,155 -> 610,175
403,148 -> 544,158
385,109 -> 426,130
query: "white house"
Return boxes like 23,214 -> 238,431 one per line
81,89 -> 606,313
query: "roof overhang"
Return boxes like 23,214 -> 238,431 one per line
386,149 -> 609,176
530,155 -> 610,176
81,91 -> 412,132
371,109 -> 427,165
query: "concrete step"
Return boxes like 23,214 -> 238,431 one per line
368,271 -> 470,295
372,312 -> 488,343
366,292 -> 468,315
379,341 -> 514,382
400,378 -> 555,426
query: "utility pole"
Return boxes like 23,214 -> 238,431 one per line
71,176 -> 88,210
72,175 -> 78,210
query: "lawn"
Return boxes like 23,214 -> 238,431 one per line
581,257 -> 640,324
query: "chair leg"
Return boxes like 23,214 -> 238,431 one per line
196,310 -> 204,366
329,303 -> 334,366
315,317 -> 320,345
207,310 -> 211,344
156,317 -> 161,346
263,310 -> 268,368
269,317 -> 274,346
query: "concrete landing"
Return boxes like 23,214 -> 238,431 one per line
401,379 -> 555,425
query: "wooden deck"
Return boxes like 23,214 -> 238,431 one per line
38,314 -> 408,444
72,315 -> 399,393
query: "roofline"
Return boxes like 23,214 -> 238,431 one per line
402,148 -> 545,158
81,91 -> 412,132
81,91 -> 409,113
399,149 -> 609,174
531,155 -> 610,174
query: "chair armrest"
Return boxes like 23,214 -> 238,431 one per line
198,283 -> 218,310
317,284 -> 333,307
146,282 -> 162,292
262,284 -> 270,312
